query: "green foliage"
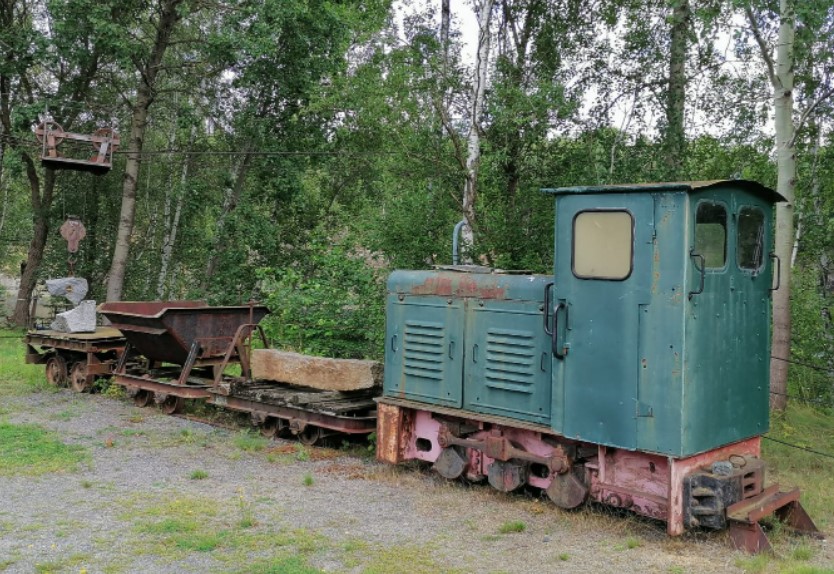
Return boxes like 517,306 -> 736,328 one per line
258,236 -> 385,360
789,265 -> 834,405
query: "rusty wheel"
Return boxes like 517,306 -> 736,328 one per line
34,120 -> 65,145
260,417 -> 279,438
45,355 -> 68,387
91,127 -> 119,151
161,395 -> 184,415
133,389 -> 154,407
70,362 -> 92,393
297,425 -> 321,446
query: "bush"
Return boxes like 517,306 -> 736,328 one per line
258,237 -> 386,360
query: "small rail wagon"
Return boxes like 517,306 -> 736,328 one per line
376,180 -> 821,552
24,327 -> 126,392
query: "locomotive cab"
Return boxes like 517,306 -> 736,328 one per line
546,180 -> 782,457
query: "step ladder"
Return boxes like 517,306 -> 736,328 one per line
727,484 -> 822,553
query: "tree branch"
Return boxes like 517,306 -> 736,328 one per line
745,6 -> 777,87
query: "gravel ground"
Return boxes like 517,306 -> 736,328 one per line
0,388 -> 830,574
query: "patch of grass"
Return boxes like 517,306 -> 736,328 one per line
779,566 -> 834,574
190,469 -> 209,480
0,328 -> 53,396
0,422 -> 89,476
558,553 -> 570,561
497,520 -> 526,534
232,556 -> 322,574
736,553 -> 771,573
81,479 -> 93,488
55,405 -> 82,421
303,472 -> 314,486
0,558 -> 17,571
34,553 -> 89,573
765,404 -> 834,532
295,444 -> 311,461
614,536 -> 642,551
233,430 -> 268,452
360,544 -> 465,574
790,543 -> 814,561
236,488 -> 256,528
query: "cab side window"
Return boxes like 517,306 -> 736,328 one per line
573,210 -> 633,280
695,202 -> 727,269
737,206 -> 766,272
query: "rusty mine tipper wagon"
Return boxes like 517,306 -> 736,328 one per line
99,300 -> 269,414
376,180 -> 821,552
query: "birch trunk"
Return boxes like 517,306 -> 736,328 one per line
665,0 -> 690,177
105,0 -> 183,302
156,125 -> 195,298
203,148 -> 254,288
461,0 -> 494,257
769,1 -> 796,411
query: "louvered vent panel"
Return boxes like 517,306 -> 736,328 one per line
404,320 -> 445,382
485,328 -> 535,393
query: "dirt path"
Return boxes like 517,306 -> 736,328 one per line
0,388 -> 829,573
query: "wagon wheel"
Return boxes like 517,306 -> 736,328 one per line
91,127 -> 119,151
70,362 -> 92,393
133,389 -> 154,407
34,120 -> 65,145
297,425 -> 321,446
260,417 -> 279,438
45,355 -> 68,387
161,395 -> 184,415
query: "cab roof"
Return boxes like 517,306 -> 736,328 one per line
542,179 -> 785,204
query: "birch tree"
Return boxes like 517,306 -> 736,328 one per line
460,0 -> 495,257
105,0 -> 189,302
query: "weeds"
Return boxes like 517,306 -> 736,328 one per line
498,520 -> 526,534
190,469 -> 209,480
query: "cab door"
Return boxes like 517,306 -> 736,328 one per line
552,193 -> 654,449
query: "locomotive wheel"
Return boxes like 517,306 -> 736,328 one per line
297,425 -> 321,446
45,355 -> 68,387
133,390 -> 154,408
161,395 -> 184,415
70,362 -> 92,393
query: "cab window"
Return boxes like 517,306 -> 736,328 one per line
695,202 -> 727,269
573,210 -> 633,280
737,206 -> 766,272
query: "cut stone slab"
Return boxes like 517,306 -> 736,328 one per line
46,277 -> 89,306
51,300 -> 97,333
251,349 -> 382,391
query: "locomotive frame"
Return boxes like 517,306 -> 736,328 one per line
376,180 -> 821,552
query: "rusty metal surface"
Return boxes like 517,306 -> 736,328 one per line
376,402 -> 408,464
727,485 -> 823,553
99,301 -> 268,365
112,373 -> 213,399
729,521 -> 772,554
208,392 -> 376,434
35,121 -> 119,174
